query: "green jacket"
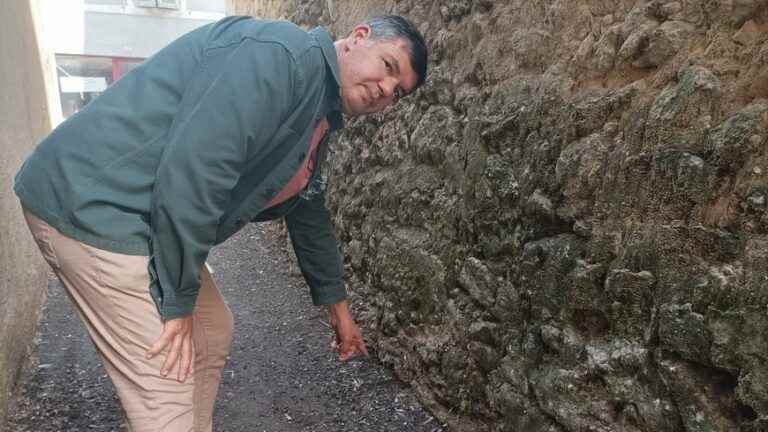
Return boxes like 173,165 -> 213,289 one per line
14,17 -> 347,319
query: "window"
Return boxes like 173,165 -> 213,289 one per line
135,0 -> 181,9
56,55 -> 144,118
85,0 -> 126,5
157,0 -> 181,9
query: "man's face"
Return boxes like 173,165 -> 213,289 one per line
336,26 -> 419,116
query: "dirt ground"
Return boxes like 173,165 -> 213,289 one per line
6,222 -> 444,432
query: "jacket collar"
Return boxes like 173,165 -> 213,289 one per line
309,27 -> 344,131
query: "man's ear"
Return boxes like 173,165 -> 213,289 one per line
350,24 -> 372,45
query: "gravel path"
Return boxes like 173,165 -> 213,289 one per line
7,223 -> 444,432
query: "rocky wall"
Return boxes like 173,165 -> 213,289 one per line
231,1 -> 768,431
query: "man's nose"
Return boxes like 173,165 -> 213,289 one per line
380,79 -> 397,98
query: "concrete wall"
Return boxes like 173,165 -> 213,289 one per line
0,0 -> 58,427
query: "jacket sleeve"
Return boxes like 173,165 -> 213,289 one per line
285,189 -> 348,306
150,38 -> 298,320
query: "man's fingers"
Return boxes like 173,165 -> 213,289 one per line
189,341 -> 196,375
146,330 -> 173,359
338,337 -> 368,361
339,344 -> 354,361
355,338 -> 369,357
337,338 -> 351,359
333,324 -> 342,346
328,309 -> 367,362
179,336 -> 194,382
161,334 -> 183,376
348,337 -> 368,358
145,317 -> 193,378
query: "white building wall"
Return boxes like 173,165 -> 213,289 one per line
41,0 -> 226,58
82,12 -> 214,58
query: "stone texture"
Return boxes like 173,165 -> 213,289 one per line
229,1 -> 768,430
0,0 -> 56,427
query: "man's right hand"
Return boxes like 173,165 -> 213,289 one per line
146,316 -> 195,382
328,300 -> 368,361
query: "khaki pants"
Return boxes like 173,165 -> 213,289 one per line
24,210 -> 234,432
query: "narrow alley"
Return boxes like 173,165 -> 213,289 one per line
7,223 -> 443,432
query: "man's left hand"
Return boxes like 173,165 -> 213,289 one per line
328,300 -> 368,361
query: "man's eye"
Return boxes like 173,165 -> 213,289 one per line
384,60 -> 392,71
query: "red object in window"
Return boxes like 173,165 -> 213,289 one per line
112,58 -> 123,82
111,57 -> 144,83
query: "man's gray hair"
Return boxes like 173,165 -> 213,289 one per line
362,15 -> 428,91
